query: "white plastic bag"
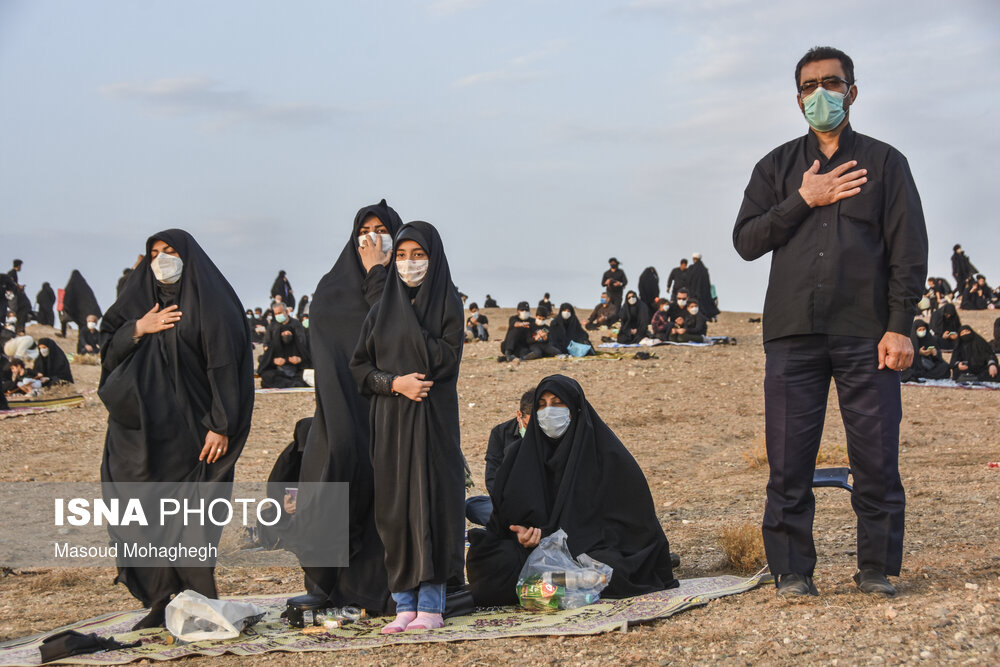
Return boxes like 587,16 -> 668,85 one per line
165,590 -> 266,641
516,529 -> 612,611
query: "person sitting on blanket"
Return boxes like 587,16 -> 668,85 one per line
77,315 -> 102,355
6,358 -> 42,397
465,302 -> 489,342
585,292 -> 619,331
961,275 -> 991,310
257,323 -> 310,388
500,301 -> 535,361
650,298 -> 675,342
33,338 -> 73,386
465,390 -> 534,526
901,319 -> 950,383
617,290 -> 651,345
991,316 -> 1000,354
950,325 -> 999,381
522,313 -> 561,360
930,302 -> 961,351
669,299 -> 707,343
665,288 -> 690,322
548,303 -> 593,355
466,374 -> 679,606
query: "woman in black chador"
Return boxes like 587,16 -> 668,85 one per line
351,221 -> 465,633
466,374 -> 678,606
36,282 -> 56,327
98,230 -> 253,629
617,290 -> 651,344
548,303 -> 592,355
33,338 -> 73,386
294,199 -> 402,614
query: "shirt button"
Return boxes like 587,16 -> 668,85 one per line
819,251 -> 825,257
818,284 -> 823,288
822,223 -> 828,228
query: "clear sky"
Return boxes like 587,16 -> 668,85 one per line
2,0 -> 998,315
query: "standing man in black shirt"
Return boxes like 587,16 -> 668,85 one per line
734,46 -> 927,599
602,257 -> 627,308
666,258 -> 688,301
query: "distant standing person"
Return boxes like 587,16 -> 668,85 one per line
7,259 -> 22,286
36,282 -> 56,327
666,259 -> 688,301
733,46 -> 927,598
637,267 -> 660,312
685,252 -> 719,320
950,244 -> 977,293
602,258 -> 627,308
271,270 -> 295,308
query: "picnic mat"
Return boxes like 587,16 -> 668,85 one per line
902,378 -> 1000,391
254,387 -> 315,395
598,336 -> 730,349
0,394 -> 85,419
0,570 -> 769,665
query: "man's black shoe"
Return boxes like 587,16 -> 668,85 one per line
776,573 -> 818,598
853,569 -> 897,597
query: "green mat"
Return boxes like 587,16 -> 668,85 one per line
0,570 -> 769,665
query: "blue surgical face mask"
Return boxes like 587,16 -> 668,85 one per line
600,298 -> 607,305
802,87 -> 847,133
536,406 -> 571,439
275,313 -> 288,324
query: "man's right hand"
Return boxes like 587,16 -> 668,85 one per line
799,159 -> 868,208
392,372 -> 433,402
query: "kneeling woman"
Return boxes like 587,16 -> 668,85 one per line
466,374 -> 678,606
99,230 -> 254,629
351,221 -> 466,633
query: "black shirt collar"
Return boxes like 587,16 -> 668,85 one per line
805,123 -> 856,165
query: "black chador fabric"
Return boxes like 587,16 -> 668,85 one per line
466,375 -> 678,606
617,296 -> 651,344
903,319 -> 949,381
548,304 -> 590,354
258,417 -> 312,548
98,229 -> 253,609
637,267 -> 660,312
117,270 -> 132,297
297,295 -> 309,320
256,324 -> 308,388
351,220 -> 466,594
296,199 -> 402,612
930,303 -> 962,350
992,317 -> 1000,353
63,270 -> 103,329
685,261 -> 719,319
952,326 -> 998,380
34,338 -> 73,384
36,283 -> 56,326
271,271 -> 295,306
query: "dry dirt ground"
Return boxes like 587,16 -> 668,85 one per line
1,308 -> 998,665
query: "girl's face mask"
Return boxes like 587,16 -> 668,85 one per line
396,259 -> 429,287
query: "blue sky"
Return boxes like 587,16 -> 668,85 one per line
2,0 -> 998,315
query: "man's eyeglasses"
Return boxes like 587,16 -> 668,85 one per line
798,76 -> 851,96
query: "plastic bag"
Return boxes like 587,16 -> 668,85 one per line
516,529 -> 612,611
566,340 -> 592,357
165,590 -> 266,642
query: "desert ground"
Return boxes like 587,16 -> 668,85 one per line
1,307 -> 998,665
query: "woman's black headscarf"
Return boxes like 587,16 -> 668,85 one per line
97,229 -> 254,609
469,374 -> 677,601
36,283 -> 56,327
63,270 -> 102,329
351,220 -> 466,593
955,325 -> 997,373
548,303 -> 589,353
34,337 -> 73,384
618,290 -> 651,343
296,199 -> 402,611
638,267 -> 660,312
991,316 -> 1000,353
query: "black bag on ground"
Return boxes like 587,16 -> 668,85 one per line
40,630 -> 140,663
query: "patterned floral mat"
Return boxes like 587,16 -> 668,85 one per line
0,571 -> 769,665
902,378 -> 1000,391
253,387 -> 315,395
0,395 -> 85,419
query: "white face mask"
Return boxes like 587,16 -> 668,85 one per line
916,329 -> 927,338
536,406 -> 572,439
396,259 -> 429,287
39,347 -> 50,357
87,322 -> 97,330
151,253 -> 183,284
628,297 -> 638,305
561,311 -> 571,320
535,318 -> 545,326
360,233 -> 394,265
518,311 -> 530,321
677,299 -> 687,307
688,307 -> 699,315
